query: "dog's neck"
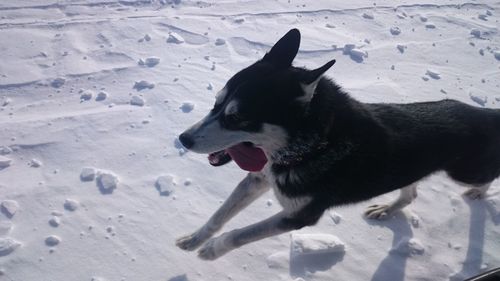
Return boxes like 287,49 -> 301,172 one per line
270,137 -> 329,167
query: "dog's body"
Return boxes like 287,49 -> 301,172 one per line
177,29 -> 500,260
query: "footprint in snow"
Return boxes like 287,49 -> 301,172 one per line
133,80 -> 155,91
470,93 -> 487,106
45,235 -> 61,246
180,102 -> 194,113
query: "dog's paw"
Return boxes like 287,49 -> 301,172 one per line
176,232 -> 207,251
463,188 -> 486,200
364,204 -> 391,220
198,236 -> 231,261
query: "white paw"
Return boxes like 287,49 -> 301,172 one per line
463,188 -> 486,200
365,204 -> 392,220
176,231 -> 207,251
198,236 -> 231,260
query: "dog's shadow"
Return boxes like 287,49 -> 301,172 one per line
449,194 -> 500,281
366,212 -> 413,281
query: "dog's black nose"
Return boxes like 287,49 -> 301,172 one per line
179,133 -> 194,149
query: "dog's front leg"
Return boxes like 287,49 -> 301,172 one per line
198,204 -> 324,260
176,173 -> 270,251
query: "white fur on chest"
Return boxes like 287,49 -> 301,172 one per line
260,165 -> 312,214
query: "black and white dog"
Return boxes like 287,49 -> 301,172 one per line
177,29 -> 500,260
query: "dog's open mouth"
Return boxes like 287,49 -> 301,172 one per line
208,142 -> 268,172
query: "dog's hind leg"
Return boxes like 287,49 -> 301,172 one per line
176,173 -> 270,251
462,183 -> 491,200
197,203 -> 324,260
365,183 -> 418,220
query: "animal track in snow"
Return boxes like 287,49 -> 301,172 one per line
180,102 -> 194,113
215,38 -> 226,46
470,92 -> 487,106
133,80 -> 155,91
96,91 -> 108,101
425,69 -> 441,80
45,235 -> 61,246
51,78 -> 66,88
80,90 -> 93,101
362,12 -> 374,19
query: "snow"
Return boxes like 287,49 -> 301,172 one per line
45,235 -> 61,246
156,175 -> 177,196
0,156 -> 12,168
291,233 -> 345,257
0,1 -> 500,281
80,167 -> 97,181
1,200 -> 18,218
63,199 -> 79,211
130,95 -> 145,106
0,238 -> 21,257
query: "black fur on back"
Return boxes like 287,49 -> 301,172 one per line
271,76 -> 500,211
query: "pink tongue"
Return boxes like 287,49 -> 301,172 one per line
227,143 -> 268,172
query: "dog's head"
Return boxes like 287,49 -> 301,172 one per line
179,29 -> 335,172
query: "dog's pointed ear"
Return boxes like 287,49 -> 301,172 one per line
263,29 -> 301,68
298,59 -> 336,103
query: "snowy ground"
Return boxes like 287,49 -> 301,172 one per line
1,1 -> 500,280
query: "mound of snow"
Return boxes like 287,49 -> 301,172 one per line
138,57 -> 160,67
1,200 -> 18,218
167,32 -> 185,44
0,156 -> 12,168
97,172 -> 119,193
156,175 -> 177,196
290,233 -> 345,257
0,238 -> 21,256
80,167 -> 96,181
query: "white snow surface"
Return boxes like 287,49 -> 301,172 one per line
0,1 -> 500,281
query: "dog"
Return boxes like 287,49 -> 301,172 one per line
176,28 -> 500,260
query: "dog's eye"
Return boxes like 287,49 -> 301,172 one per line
224,113 -> 246,128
